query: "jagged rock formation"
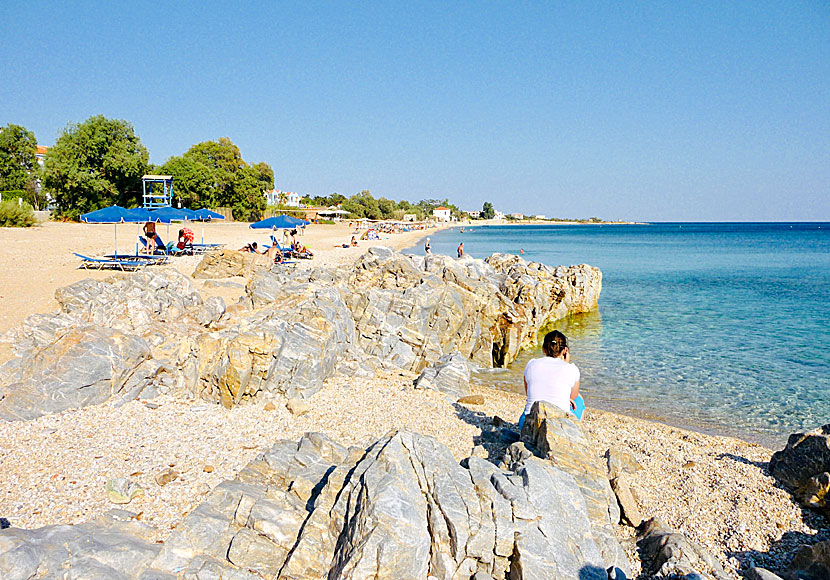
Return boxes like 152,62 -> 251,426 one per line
192,248 -> 273,279
1,419 -> 630,579
413,350 -> 472,399
0,248 -> 601,418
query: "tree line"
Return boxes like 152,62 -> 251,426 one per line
0,117 -> 275,221
0,117 -> 468,223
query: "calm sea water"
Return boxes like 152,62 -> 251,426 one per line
412,223 -> 830,448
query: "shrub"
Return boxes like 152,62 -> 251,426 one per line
319,219 -> 335,225
0,200 -> 36,227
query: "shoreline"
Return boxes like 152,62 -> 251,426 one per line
0,221 -> 824,578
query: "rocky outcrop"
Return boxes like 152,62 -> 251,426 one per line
1,248 -> 601,416
192,249 -> 273,279
1,429 -> 629,578
413,350 -> 471,399
520,401 -> 629,573
0,325 -> 151,421
344,247 -> 602,370
0,510 -> 162,580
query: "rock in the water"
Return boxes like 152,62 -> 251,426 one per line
788,540 -> 830,580
413,351 -> 472,399
106,478 -> 145,504
637,517 -> 729,580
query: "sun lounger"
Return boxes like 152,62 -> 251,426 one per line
138,235 -> 167,255
105,253 -> 168,264
74,253 -> 146,271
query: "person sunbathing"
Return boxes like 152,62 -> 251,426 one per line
239,242 -> 259,253
292,240 -> 313,257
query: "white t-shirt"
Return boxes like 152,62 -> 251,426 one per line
523,357 -> 580,416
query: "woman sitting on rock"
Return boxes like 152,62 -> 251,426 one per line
519,330 -> 585,429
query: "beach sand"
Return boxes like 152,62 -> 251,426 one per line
0,220 -> 825,578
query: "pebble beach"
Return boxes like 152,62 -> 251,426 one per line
0,220 -> 826,578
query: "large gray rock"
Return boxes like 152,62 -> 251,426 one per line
192,249 -> 273,279
152,430 -> 622,579
0,512 -> 161,580
185,276 -> 358,404
413,350 -> 471,399
344,247 -> 602,371
0,325 -> 151,421
520,401 -> 628,572
637,517 -> 729,580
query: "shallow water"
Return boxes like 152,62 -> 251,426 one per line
412,222 -> 830,448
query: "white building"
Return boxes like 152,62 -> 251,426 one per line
494,210 -> 504,220
534,214 -> 546,220
266,190 -> 301,207
510,213 -> 524,220
432,206 -> 452,221
466,210 -> 481,218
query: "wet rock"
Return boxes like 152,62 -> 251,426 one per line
413,351 -> 472,399
637,517 -> 729,580
106,478 -> 145,504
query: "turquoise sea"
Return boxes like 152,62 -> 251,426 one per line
411,223 -> 829,448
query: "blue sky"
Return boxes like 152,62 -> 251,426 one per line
2,2 -> 828,221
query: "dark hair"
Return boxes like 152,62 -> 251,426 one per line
542,330 -> 568,358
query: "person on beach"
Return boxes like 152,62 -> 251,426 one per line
143,221 -> 158,253
351,235 -> 358,247
239,242 -> 259,253
519,330 -> 585,429
425,238 -> 431,254
457,242 -> 464,258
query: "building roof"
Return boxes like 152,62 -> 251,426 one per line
142,175 -> 173,180
36,145 -> 49,155
434,206 -> 450,211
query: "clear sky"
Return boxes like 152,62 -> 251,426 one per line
2,2 -> 828,221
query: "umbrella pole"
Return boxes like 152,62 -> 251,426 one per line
114,223 -> 118,258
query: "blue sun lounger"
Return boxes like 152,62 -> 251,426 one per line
74,253 -> 146,271
138,235 -> 167,255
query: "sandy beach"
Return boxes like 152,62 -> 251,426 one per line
0,219 -> 825,578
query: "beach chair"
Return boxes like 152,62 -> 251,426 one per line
190,243 -> 224,254
104,253 -> 168,265
74,253 -> 145,272
138,234 -> 167,255
269,236 -> 295,260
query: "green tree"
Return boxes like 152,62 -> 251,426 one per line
482,201 -> 495,219
43,115 -> 149,219
0,124 -> 43,208
160,137 -> 270,219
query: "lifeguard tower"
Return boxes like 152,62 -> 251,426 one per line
142,175 -> 174,208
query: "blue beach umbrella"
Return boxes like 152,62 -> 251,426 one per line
192,208 -> 226,221
80,205 -> 166,257
250,215 -> 308,230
